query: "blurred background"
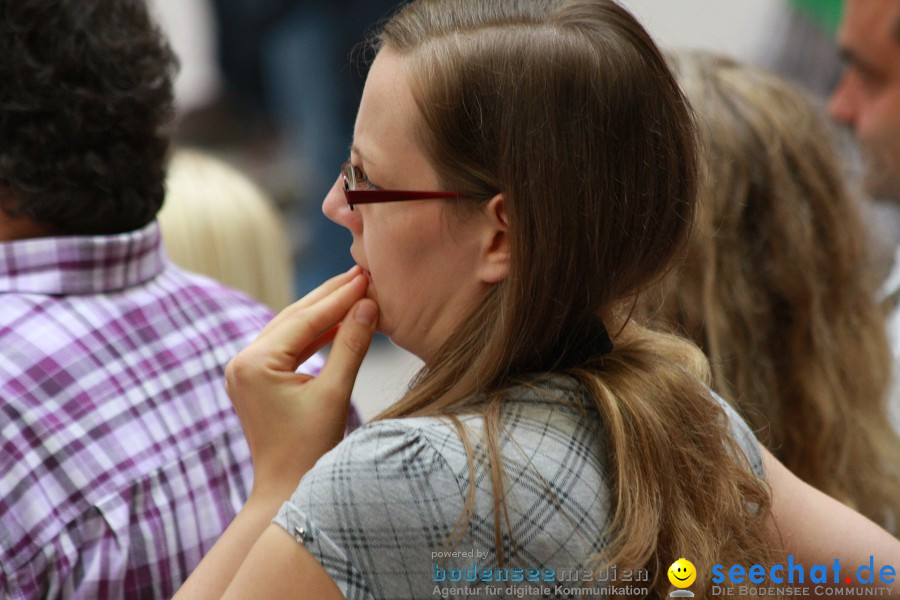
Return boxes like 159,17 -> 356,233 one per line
149,0 -> 862,421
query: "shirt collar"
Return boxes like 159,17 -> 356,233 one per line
0,221 -> 166,295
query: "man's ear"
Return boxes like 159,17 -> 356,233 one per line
478,194 -> 510,284
0,191 -> 53,241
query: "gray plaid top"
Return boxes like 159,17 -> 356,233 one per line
274,376 -> 763,599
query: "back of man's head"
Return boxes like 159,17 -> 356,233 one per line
0,0 -> 177,235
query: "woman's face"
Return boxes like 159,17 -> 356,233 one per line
323,49 -> 498,363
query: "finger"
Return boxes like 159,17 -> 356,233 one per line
258,265 -> 360,337
315,299 -> 378,403
257,268 -> 365,343
258,273 -> 368,365
291,324 -> 340,372
258,265 -> 362,338
293,264 -> 362,310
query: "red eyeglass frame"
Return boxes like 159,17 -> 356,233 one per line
341,161 -> 462,210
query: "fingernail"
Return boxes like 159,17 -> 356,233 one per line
354,301 -> 377,326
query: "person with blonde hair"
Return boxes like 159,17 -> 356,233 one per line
175,2 -> 900,599
643,50 -> 900,531
160,148 -> 295,311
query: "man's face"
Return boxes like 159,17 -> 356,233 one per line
829,0 -> 900,200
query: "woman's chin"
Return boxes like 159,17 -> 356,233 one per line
378,324 -> 418,359
362,271 -> 377,299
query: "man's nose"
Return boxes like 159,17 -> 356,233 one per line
828,72 -> 860,127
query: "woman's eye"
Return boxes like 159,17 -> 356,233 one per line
359,174 -> 379,190
353,165 -> 380,190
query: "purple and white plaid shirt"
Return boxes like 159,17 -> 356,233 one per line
0,222 -> 323,598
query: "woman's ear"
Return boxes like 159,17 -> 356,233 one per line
478,194 -> 510,284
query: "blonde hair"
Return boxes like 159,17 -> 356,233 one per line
373,2 -> 773,597
159,148 -> 294,311
646,50 -> 900,529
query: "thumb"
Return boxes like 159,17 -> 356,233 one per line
316,299 -> 378,401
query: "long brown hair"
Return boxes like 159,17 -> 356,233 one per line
373,2 -> 773,596
645,50 -> 900,529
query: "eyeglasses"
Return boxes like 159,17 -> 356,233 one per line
341,161 -> 462,210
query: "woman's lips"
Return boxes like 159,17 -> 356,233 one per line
351,252 -> 373,285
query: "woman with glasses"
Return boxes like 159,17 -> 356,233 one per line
176,1 -> 900,598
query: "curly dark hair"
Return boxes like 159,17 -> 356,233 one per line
0,0 -> 177,235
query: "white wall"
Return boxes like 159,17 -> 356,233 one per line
148,0 -> 221,114
619,0 -> 784,63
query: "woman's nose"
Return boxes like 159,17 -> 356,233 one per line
322,174 -> 361,231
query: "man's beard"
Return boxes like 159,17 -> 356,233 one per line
861,138 -> 900,203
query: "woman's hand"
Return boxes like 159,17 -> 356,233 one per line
225,266 -> 378,500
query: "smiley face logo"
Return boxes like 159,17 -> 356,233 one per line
667,558 -> 696,588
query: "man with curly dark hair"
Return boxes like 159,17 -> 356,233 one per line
0,1 -> 320,597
